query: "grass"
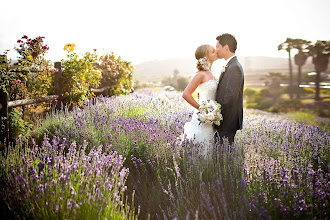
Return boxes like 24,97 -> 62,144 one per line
287,111 -> 330,133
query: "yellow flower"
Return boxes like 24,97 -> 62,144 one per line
64,43 -> 76,52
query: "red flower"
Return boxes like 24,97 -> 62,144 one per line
22,35 -> 28,39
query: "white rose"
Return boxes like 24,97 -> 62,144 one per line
205,112 -> 215,121
198,114 -> 206,122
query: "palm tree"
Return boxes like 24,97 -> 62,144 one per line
307,40 -> 330,101
278,38 -> 295,99
292,39 -> 311,99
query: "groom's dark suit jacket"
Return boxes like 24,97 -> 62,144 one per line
215,56 -> 244,132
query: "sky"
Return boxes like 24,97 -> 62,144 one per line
0,0 -> 329,65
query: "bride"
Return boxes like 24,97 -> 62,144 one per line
182,44 -> 219,154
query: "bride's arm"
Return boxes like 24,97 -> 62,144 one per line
182,72 -> 204,110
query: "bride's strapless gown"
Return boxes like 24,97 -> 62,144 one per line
183,79 -> 217,155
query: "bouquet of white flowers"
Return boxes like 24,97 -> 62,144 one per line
197,100 -> 223,126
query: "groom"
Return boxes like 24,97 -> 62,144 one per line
214,33 -> 244,146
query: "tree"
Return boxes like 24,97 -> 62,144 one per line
307,40 -> 330,101
278,38 -> 295,99
173,69 -> 179,79
176,76 -> 189,91
261,72 -> 286,105
292,39 -> 311,99
172,69 -> 180,88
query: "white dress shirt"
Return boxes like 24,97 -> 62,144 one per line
220,55 -> 236,74
224,55 -> 236,67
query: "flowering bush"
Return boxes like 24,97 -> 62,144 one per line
7,76 -> 27,100
0,52 -> 27,100
96,52 -> 134,95
0,54 -> 18,96
25,61 -> 55,98
15,35 -> 49,69
60,44 -> 134,107
0,136 -> 138,219
61,45 -> 102,107
12,35 -> 54,99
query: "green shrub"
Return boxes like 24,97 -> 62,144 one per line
254,96 -> 273,109
8,108 -> 32,142
245,102 -> 259,109
245,88 -> 273,110
277,99 -> 304,111
301,87 -> 315,95
61,46 -> 102,107
258,88 -> 272,97
175,76 -> 190,91
268,105 -> 279,113
244,87 -> 257,98
320,89 -> 330,95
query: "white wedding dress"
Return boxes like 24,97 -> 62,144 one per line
183,79 -> 217,155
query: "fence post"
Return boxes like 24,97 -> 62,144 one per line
54,62 -> 63,109
0,55 -> 9,151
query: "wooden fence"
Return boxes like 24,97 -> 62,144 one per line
0,57 -> 111,151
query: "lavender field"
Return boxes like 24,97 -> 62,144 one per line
1,89 -> 329,219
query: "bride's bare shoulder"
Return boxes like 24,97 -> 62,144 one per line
196,70 -> 207,74
195,70 -> 207,78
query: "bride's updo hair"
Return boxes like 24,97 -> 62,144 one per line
195,44 -> 210,71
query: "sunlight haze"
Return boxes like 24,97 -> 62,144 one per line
1,0 -> 329,65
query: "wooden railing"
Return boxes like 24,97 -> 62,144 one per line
0,58 -> 112,151
0,58 -> 63,150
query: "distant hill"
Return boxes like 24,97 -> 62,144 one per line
133,56 -> 315,85
133,58 -> 196,83
241,56 -> 313,71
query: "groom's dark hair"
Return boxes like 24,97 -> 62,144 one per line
216,33 -> 237,53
